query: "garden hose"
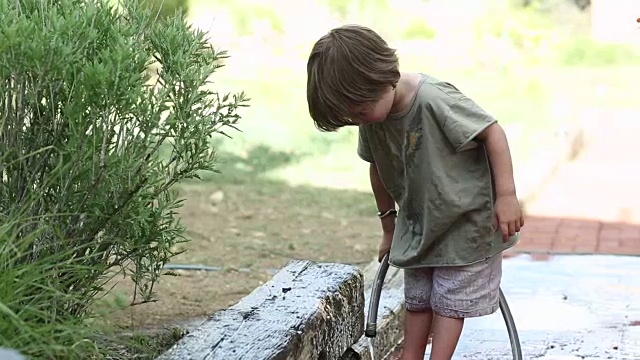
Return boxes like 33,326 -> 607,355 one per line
499,287 -> 523,359
365,254 -> 523,359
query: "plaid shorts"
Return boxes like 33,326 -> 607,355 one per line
403,253 -> 502,318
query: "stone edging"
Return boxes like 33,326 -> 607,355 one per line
340,262 -> 405,360
156,260 -> 364,360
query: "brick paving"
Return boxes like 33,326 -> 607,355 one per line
510,215 -> 640,256
506,114 -> 640,257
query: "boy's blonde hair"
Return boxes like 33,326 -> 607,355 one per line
306,25 -> 401,132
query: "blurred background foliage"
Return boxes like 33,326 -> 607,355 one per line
184,0 -> 639,189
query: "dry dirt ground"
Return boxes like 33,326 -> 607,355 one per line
104,152 -> 381,331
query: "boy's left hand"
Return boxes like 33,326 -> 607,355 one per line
493,194 -> 524,241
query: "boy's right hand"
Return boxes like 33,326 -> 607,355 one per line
378,231 -> 393,262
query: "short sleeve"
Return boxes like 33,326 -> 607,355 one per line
441,96 -> 497,152
357,125 -> 374,162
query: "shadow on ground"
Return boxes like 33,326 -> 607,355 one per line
201,144 -> 306,183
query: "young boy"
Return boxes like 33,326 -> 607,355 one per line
306,25 -> 524,360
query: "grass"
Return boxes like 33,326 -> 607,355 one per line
0,207 -> 190,359
0,218 -> 102,359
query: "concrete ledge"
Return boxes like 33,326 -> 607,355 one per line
157,260 -> 364,360
506,122 -> 586,209
340,261 -> 405,360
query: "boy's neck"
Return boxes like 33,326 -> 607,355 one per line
389,72 -> 421,117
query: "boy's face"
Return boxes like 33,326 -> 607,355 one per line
348,86 -> 395,125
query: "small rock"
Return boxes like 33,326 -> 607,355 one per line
209,191 -> 224,205
321,212 -> 335,219
239,212 -> 253,219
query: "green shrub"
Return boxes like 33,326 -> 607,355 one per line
557,36 -> 640,67
234,4 -> 283,35
209,0 -> 284,36
403,20 -> 437,40
0,0 -> 247,357
324,0 -> 389,23
473,5 -> 554,50
140,0 -> 189,19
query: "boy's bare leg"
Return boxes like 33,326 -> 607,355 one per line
401,309 -> 433,360
429,314 -> 463,360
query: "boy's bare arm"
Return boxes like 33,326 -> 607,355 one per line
369,163 -> 395,234
477,123 -> 517,196
477,123 -> 524,240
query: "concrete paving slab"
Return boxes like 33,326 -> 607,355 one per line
424,254 -> 640,359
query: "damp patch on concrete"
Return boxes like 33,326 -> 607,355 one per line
443,254 -> 640,359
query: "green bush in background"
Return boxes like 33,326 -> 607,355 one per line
140,0 -> 189,18
403,20 -> 437,40
0,0 -> 247,357
557,36 -> 640,67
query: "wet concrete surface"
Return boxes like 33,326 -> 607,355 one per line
420,254 -> 640,359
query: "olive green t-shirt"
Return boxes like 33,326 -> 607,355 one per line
358,74 -> 518,269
